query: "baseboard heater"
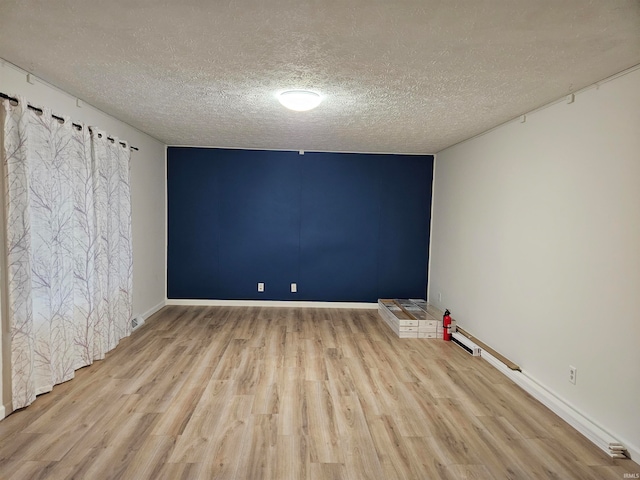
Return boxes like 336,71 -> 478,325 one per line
451,332 -> 481,356
475,342 -> 631,460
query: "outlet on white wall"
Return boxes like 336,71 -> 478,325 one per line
257,282 -> 264,292
438,292 -> 442,303
569,365 -> 577,384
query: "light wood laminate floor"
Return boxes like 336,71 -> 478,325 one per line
0,306 -> 638,479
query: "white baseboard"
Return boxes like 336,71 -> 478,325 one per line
130,300 -> 167,332
165,299 -> 377,309
138,300 -> 166,321
627,443 -> 640,464
481,350 -> 638,461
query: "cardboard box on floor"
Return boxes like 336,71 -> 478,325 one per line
378,299 -> 444,339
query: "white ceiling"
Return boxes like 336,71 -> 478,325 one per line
0,1 -> 639,154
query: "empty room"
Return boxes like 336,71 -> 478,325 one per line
0,1 -> 639,479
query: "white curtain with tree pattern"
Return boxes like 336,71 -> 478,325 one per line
2,96 -> 133,410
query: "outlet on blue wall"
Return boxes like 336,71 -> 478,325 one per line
167,148 -> 433,302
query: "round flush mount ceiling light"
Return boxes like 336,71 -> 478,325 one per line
278,90 -> 322,111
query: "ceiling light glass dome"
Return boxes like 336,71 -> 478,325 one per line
278,90 -> 322,111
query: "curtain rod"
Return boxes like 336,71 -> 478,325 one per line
0,92 -> 139,151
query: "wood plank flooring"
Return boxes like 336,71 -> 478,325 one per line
0,305 -> 638,479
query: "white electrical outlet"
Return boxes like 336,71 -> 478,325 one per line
257,282 -> 264,292
291,283 -> 297,293
438,292 -> 442,303
569,365 -> 577,384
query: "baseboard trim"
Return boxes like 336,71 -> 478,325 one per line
481,350 -> 638,461
627,443 -> 640,464
138,300 -> 167,321
0,404 -> 5,420
165,299 -> 378,309
130,300 -> 167,332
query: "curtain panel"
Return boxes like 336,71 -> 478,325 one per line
1,97 -> 133,410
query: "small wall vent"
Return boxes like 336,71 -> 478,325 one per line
131,316 -> 145,331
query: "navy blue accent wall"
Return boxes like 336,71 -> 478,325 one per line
167,147 -> 433,302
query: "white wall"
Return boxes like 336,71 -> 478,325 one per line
0,60 -> 167,415
430,67 -> 640,456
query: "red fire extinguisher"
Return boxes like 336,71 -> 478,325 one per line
443,309 -> 452,341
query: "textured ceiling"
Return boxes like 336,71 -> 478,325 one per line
0,1 -> 639,154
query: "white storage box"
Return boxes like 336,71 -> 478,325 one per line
378,299 -> 443,340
